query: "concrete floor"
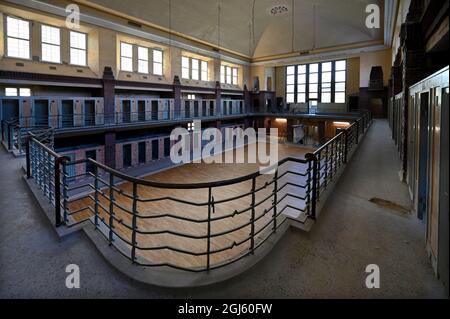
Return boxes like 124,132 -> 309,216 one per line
0,120 -> 446,298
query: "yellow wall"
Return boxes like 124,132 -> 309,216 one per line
0,3 -> 249,89
359,49 -> 392,87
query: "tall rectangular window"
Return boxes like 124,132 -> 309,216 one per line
201,61 -> 208,81
6,16 -> 30,59
220,65 -> 225,84
153,49 -> 163,75
137,46 -> 149,73
41,25 -> 60,63
296,65 -> 306,103
120,42 -> 133,72
334,60 -> 347,103
286,60 -> 347,104
232,68 -> 238,85
226,66 -> 232,84
321,62 -> 332,103
182,56 -> 190,79
69,31 -> 87,66
191,58 -> 199,80
286,66 -> 295,104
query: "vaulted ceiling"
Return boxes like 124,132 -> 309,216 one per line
81,0 -> 385,58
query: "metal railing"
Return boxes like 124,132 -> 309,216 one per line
25,112 -> 372,272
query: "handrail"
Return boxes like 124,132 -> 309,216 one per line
25,110 -> 372,272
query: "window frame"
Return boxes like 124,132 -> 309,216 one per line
285,59 -> 347,104
137,46 -> 149,74
181,56 -> 209,81
152,48 -> 163,76
69,30 -> 88,66
5,16 -> 31,60
120,42 -> 134,72
220,65 -> 238,85
41,24 -> 61,64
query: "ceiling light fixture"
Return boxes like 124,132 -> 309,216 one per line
270,5 -> 289,15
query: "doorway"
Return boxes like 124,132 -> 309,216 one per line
123,144 -> 132,168
84,100 -> 95,126
61,100 -> 74,128
417,92 -> 429,220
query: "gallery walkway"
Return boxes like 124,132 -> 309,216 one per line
0,120 -> 446,298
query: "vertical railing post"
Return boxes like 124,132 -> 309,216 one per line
7,123 -> 12,150
306,157 -> 312,215
61,158 -> 68,223
250,176 -> 256,254
324,145 -> 328,188
272,169 -> 278,232
206,187 -> 212,271
94,165 -> 100,229
26,136 -> 31,179
108,172 -> 115,245
131,181 -> 138,263
343,130 -> 349,164
54,157 -> 63,227
356,121 -> 359,144
305,153 -> 318,219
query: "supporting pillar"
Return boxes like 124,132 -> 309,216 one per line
215,81 -> 222,115
104,132 -> 116,169
102,67 -> 115,125
243,84 -> 251,113
318,121 -> 326,145
286,119 -> 294,143
173,76 -> 181,118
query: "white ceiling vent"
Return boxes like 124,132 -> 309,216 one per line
270,5 -> 289,15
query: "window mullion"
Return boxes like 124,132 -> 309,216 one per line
331,61 -> 336,103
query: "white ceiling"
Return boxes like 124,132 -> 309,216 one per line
85,0 -> 385,58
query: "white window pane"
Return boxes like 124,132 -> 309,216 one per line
286,85 -> 294,93
335,82 -> 346,92
182,67 -> 190,79
42,43 -> 60,63
309,83 -> 318,92
7,17 -> 29,40
138,60 -> 148,73
335,71 -> 346,82
153,49 -> 163,63
309,73 -> 318,83
286,94 -> 294,103
70,31 -> 86,50
182,57 -> 190,68
226,66 -> 232,84
19,88 -> 31,96
70,48 -> 86,66
322,72 -> 331,83
297,93 -> 306,103
322,84 -> 331,92
232,68 -> 238,77
297,74 -> 306,84
335,60 -> 346,71
192,71 -> 199,80
191,59 -> 199,70
287,66 -> 295,75
322,62 -> 332,72
297,84 -> 306,92
310,63 -> 318,73
121,43 -> 133,58
138,47 -> 148,61
309,92 -> 318,99
286,75 -> 295,85
5,88 -> 17,96
335,92 -> 346,103
202,68 -> 208,81
121,57 -> 133,71
41,25 -> 60,45
7,38 -> 30,59
153,62 -> 163,76
297,65 -> 306,74
232,76 -> 238,85
321,93 -> 331,103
